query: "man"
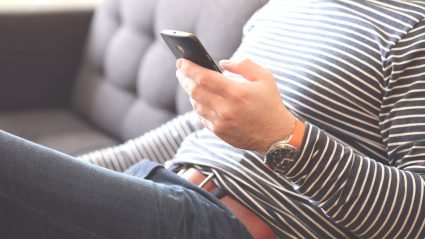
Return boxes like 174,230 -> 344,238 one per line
1,0 -> 425,238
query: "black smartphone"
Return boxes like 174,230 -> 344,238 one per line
160,30 -> 222,73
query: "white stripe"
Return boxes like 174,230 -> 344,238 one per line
394,172 -> 417,238
382,171 -> 409,238
358,165 -> 392,236
245,47 -> 381,113
249,38 -> 383,94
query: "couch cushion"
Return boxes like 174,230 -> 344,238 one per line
0,109 -> 118,155
72,0 -> 267,141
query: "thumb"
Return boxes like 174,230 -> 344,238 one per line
219,58 -> 270,81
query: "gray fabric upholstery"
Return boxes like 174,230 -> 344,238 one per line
0,0 -> 267,155
72,0 -> 267,141
0,5 -> 92,109
0,110 -> 118,155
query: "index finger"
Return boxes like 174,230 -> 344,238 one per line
177,58 -> 233,96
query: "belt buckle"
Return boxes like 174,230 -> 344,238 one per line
178,167 -> 215,190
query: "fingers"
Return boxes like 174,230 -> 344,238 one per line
177,58 -> 231,95
176,70 -> 222,107
190,98 -> 214,119
220,58 -> 272,82
191,99 -> 216,131
198,115 -> 214,132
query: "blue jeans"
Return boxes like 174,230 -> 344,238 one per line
0,131 -> 252,239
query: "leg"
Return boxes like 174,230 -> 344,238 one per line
0,131 -> 251,239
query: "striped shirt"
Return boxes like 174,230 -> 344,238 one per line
81,0 -> 425,238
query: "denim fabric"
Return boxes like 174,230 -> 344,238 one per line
0,131 -> 252,239
124,160 -> 229,204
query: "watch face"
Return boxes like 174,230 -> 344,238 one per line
265,144 -> 298,174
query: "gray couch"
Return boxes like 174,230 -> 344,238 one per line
0,0 -> 266,155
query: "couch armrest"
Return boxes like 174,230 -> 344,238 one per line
0,3 -> 94,110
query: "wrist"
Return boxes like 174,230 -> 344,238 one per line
261,117 -> 305,154
263,118 -> 306,174
259,115 -> 305,155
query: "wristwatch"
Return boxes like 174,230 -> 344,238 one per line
264,118 -> 304,174
264,136 -> 298,174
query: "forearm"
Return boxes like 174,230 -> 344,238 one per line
78,111 -> 202,171
284,123 -> 425,238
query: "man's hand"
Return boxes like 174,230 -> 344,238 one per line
176,58 -> 296,154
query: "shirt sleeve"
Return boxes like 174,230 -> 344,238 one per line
283,18 -> 425,238
78,111 -> 203,172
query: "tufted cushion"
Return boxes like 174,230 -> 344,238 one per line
72,0 -> 267,141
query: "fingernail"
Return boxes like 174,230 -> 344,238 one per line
176,58 -> 183,69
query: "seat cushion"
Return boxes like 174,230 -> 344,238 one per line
0,0 -> 267,156
0,109 -> 119,156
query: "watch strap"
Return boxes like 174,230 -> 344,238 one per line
288,118 -> 305,149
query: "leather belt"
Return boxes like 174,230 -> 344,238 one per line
179,168 -> 278,239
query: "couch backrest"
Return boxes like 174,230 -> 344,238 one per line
71,0 -> 267,141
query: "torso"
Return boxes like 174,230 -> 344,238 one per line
168,1 -> 425,238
